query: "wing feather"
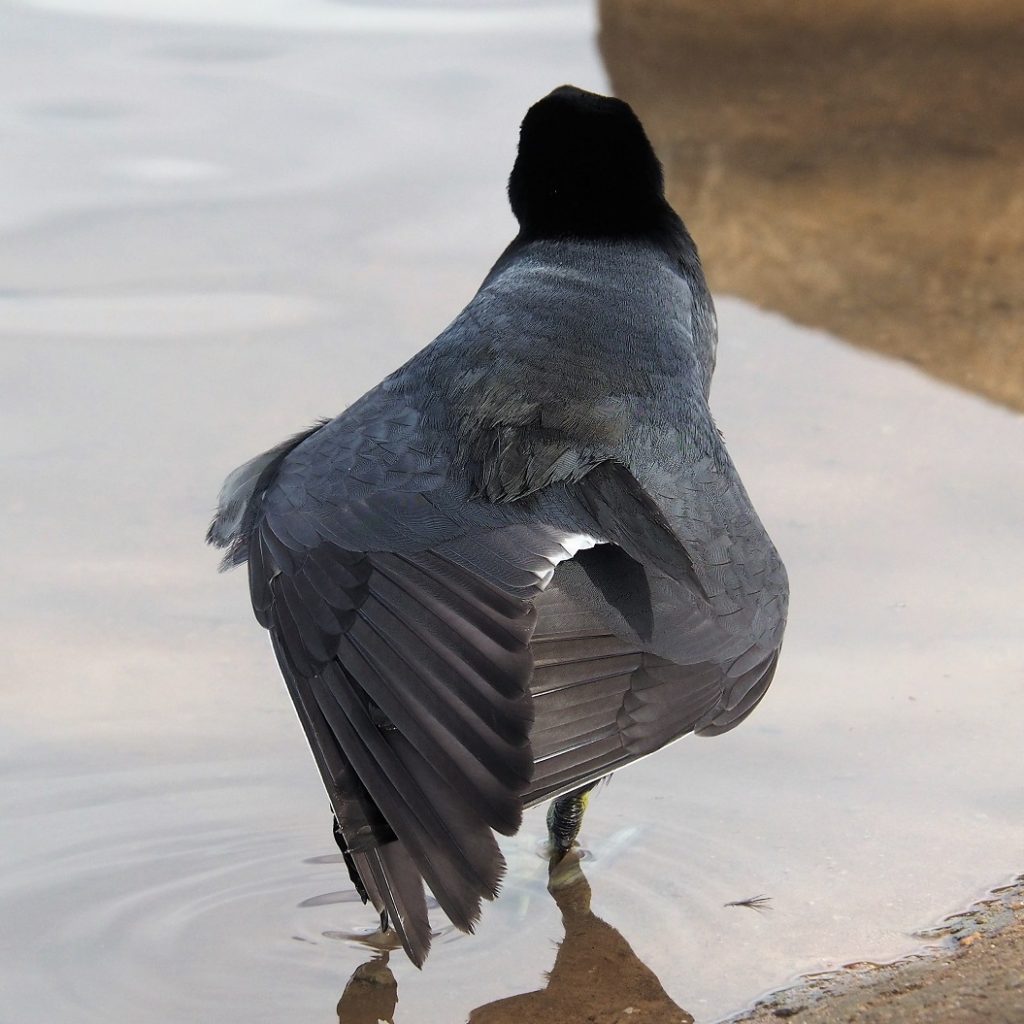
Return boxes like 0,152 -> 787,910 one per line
211,391 -> 788,965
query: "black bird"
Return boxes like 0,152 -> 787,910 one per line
208,85 -> 788,966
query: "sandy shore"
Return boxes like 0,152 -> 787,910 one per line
599,0 -> 1024,412
735,879 -> 1024,1024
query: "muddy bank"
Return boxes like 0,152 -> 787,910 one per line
734,879 -> 1024,1024
599,0 -> 1024,411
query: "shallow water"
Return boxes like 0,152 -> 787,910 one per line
2,2 -> 1023,1022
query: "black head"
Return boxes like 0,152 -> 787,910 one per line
508,85 -> 673,242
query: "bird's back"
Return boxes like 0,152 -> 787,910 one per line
390,236 -> 720,503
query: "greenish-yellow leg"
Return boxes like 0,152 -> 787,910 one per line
546,782 -> 599,857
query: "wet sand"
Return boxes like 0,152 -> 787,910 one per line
736,880 -> 1024,1024
599,0 -> 1024,412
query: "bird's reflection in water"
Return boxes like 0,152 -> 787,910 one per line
336,950 -> 398,1024
470,853 -> 692,1024
335,853 -> 692,1024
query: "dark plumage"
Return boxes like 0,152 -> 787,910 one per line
208,85 -> 788,966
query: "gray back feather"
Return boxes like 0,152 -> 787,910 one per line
387,237 -> 718,503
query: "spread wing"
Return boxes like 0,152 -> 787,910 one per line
211,395 -> 787,966
228,397 -> 606,965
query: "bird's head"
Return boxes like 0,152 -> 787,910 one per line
508,85 -> 671,241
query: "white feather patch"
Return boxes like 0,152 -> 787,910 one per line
533,533 -> 599,587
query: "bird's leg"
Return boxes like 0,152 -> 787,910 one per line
546,782 -> 598,859
333,814 -> 372,905
333,815 -> 390,933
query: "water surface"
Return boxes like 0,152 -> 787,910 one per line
2,2 -> 1022,1022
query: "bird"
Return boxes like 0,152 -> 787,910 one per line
207,84 -> 788,967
